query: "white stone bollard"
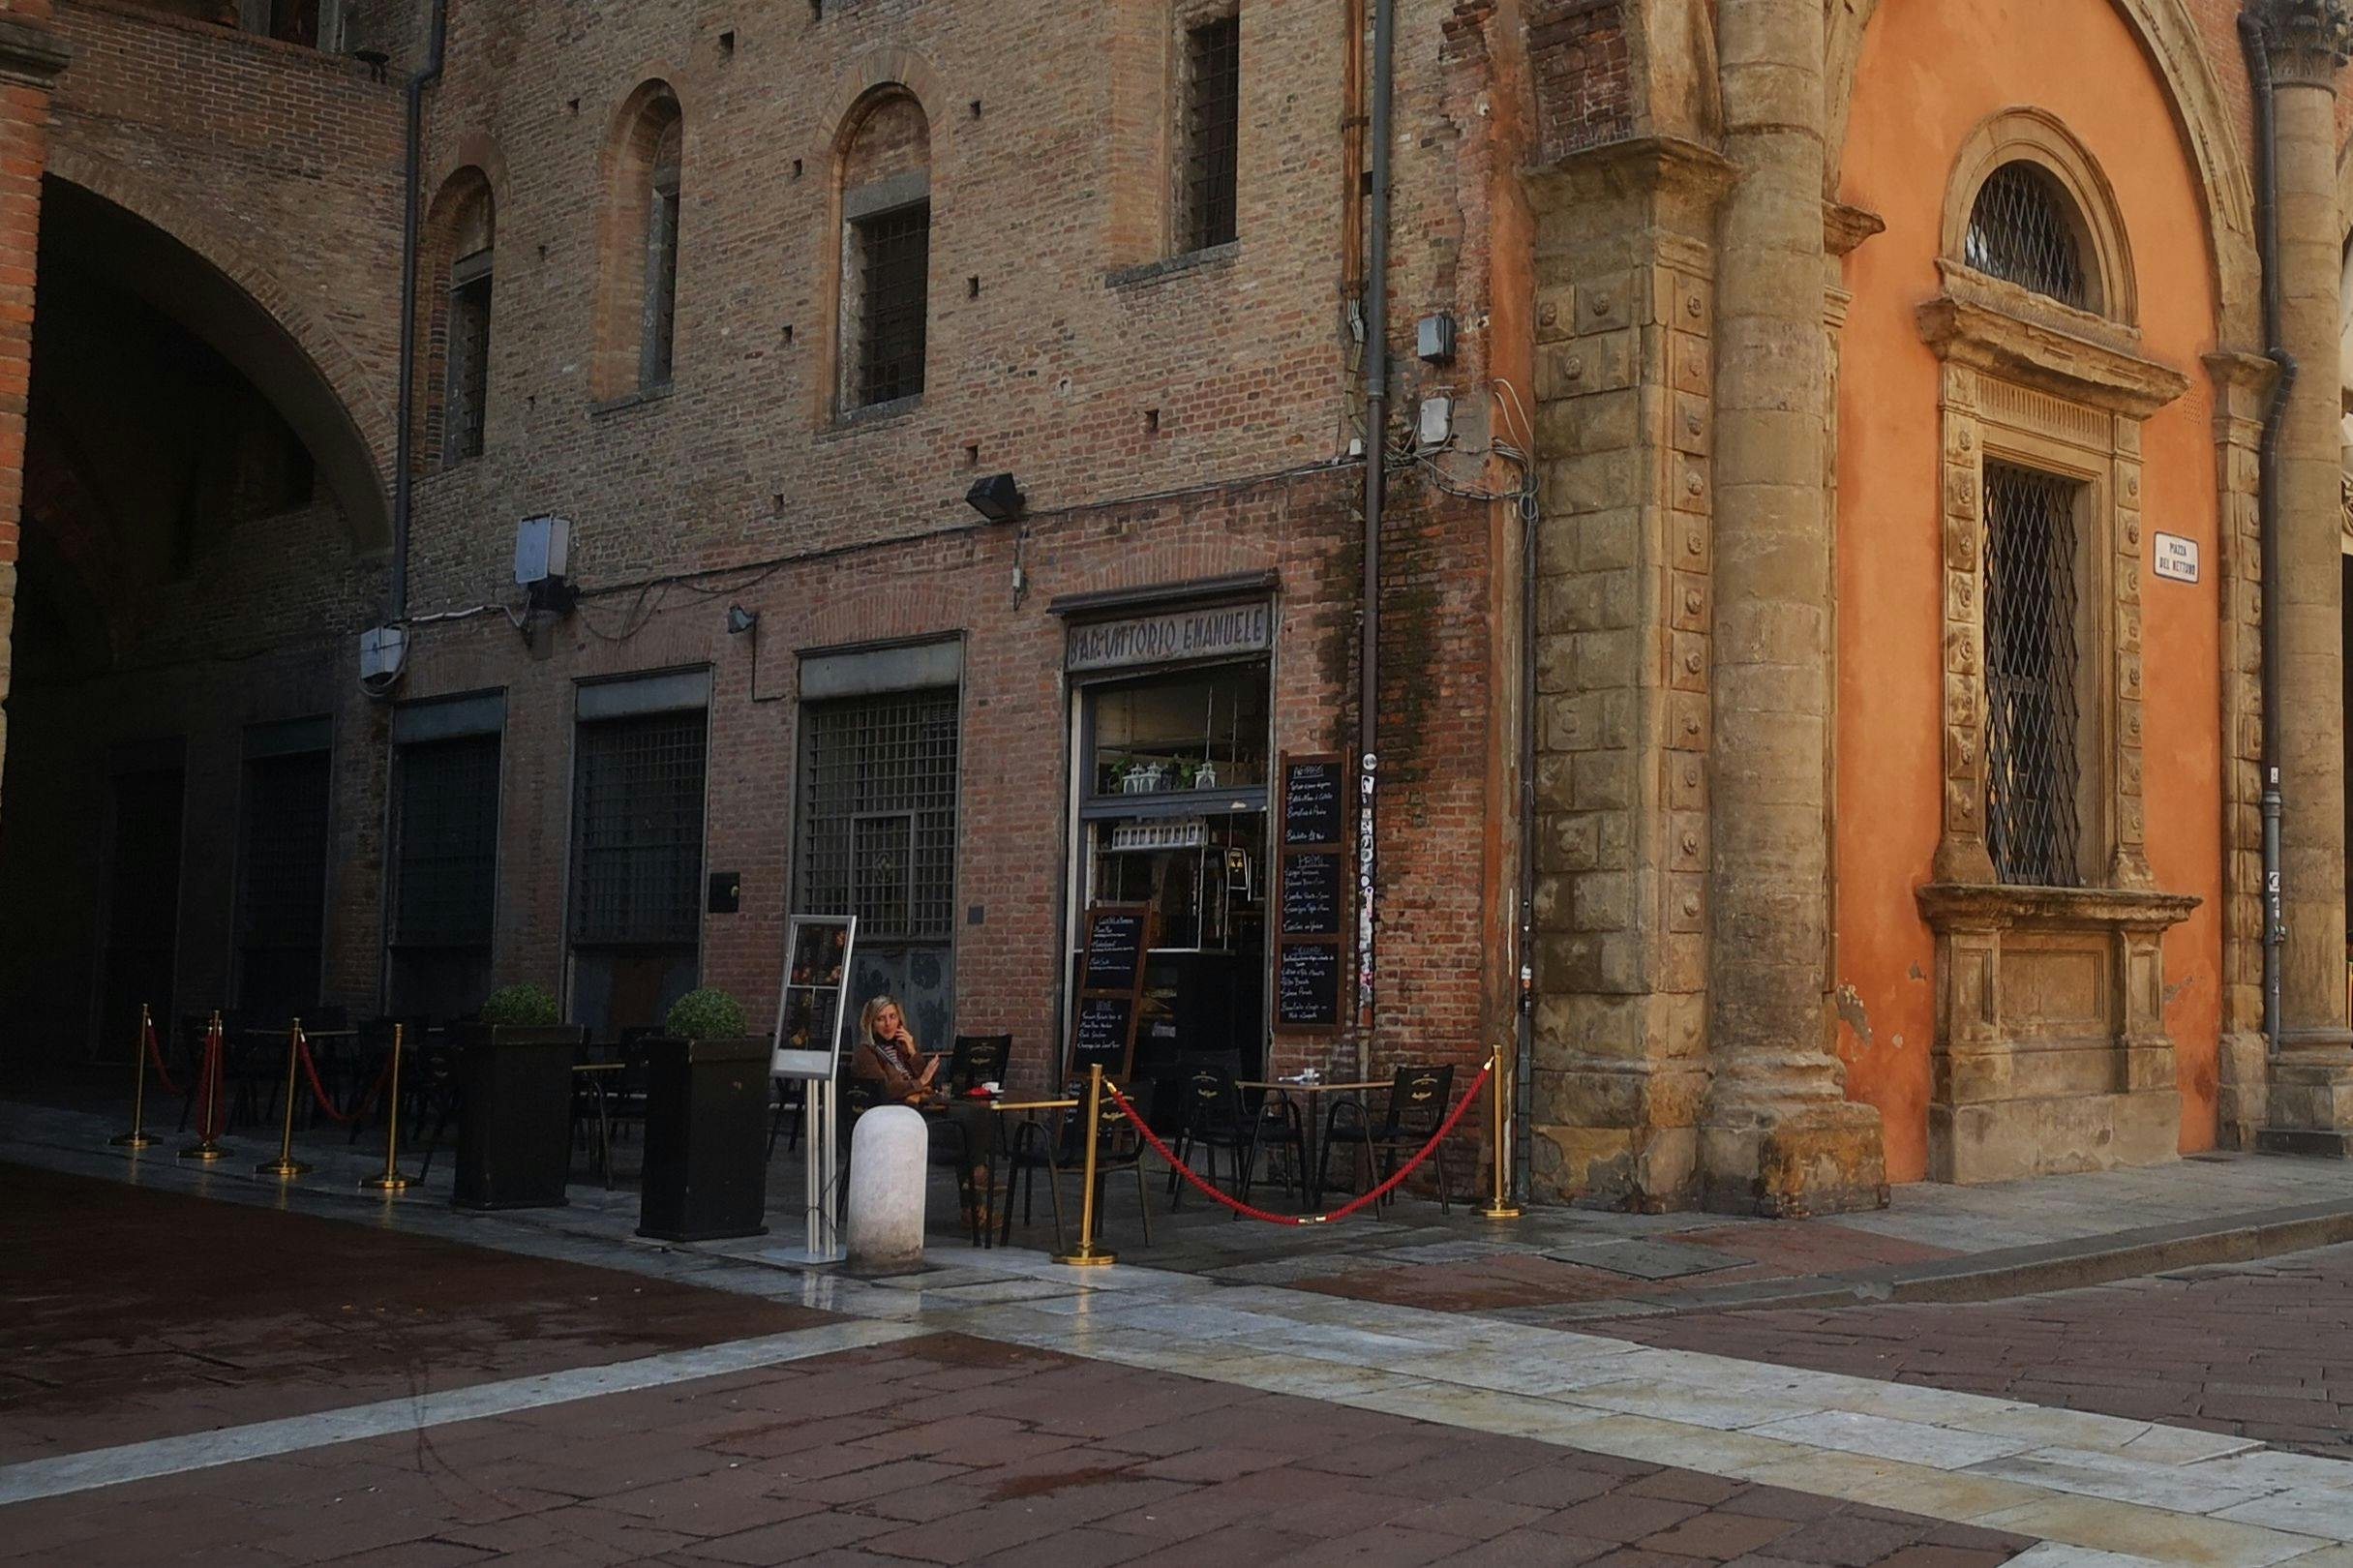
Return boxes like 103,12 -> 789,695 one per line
844,1104 -> 928,1274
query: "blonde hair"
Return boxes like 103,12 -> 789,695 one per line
860,994 -> 910,1046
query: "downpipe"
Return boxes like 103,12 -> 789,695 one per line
388,0 -> 451,626
1355,0 -> 1395,1078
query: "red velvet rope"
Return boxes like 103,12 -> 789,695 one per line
142,1020 -> 186,1099
1102,1061 -> 1493,1227
292,1034 -> 385,1127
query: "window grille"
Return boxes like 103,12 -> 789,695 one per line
571,710 -> 707,946
1965,163 -> 2089,311
392,734 -> 499,948
856,203 -> 928,406
1182,15 -> 1241,252
642,123 -> 681,389
238,748 -> 330,1013
799,689 -> 959,942
1982,463 -> 2084,887
444,253 -> 492,462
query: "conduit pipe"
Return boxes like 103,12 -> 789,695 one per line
1356,0 -> 1395,1075
2241,11 -> 2292,1058
388,0 -> 451,625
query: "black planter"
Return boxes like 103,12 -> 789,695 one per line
638,1035 -> 772,1242
451,1024 -> 586,1211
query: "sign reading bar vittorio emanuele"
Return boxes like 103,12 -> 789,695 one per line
1067,600 -> 1274,673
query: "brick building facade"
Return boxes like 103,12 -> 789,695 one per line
11,0 -> 2353,1215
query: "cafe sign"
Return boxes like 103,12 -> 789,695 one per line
1067,599 -> 1274,673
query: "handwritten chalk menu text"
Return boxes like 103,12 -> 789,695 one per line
1276,943 -> 1342,1030
1280,850 -> 1342,937
1083,911 -> 1147,993
1273,752 -> 1345,1032
1068,902 -> 1153,1076
1281,759 -> 1344,847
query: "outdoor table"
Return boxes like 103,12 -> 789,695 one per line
1237,1079 -> 1388,1211
988,1097 -> 1078,1248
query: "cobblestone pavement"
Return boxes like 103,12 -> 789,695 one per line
1605,1245 -> 2353,1457
0,1330 -> 2037,1568
0,1163 -> 830,1466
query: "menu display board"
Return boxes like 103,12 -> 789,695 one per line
1275,943 -> 1342,1030
1068,902 -> 1152,1077
1272,752 -> 1346,1033
771,915 -> 858,1079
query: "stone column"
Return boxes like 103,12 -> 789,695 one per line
1697,0 -> 1885,1213
2258,0 -> 2353,1151
0,3 -> 66,829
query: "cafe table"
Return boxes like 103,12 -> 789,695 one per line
1236,1077 -> 1388,1211
987,1095 -> 1078,1250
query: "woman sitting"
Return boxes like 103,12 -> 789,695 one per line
852,995 -> 995,1234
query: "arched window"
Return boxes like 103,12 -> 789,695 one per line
1966,162 -> 2092,311
836,91 -> 931,412
596,84 -> 683,399
427,169 -> 496,466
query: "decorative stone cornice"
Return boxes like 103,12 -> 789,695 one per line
1524,136 -> 1738,211
1916,882 -> 2202,933
1918,271 -> 2190,419
1824,201 -> 1885,257
0,15 -> 67,88
2257,0 -> 2353,87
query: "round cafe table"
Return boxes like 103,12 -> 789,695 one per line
1235,1078 -> 1387,1211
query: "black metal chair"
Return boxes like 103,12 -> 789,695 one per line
1320,1064 -> 1457,1213
769,1075 -> 805,1158
1165,1066 -> 1253,1212
1239,1085 -> 1308,1209
995,1110 -> 1070,1251
1048,1083 -> 1153,1246
409,1040 -> 466,1183
947,1033 -> 1011,1093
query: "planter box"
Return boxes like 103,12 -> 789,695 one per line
452,1024 -> 587,1211
638,1035 -> 771,1242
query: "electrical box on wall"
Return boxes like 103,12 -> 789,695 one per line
358,624 -> 408,698
1418,396 -> 1453,448
515,515 -> 572,587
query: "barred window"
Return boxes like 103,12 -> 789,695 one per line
392,734 -> 499,948
1982,463 -> 2085,888
1181,15 -> 1241,253
856,202 -> 929,407
237,747 -> 330,1018
444,250 -> 492,462
642,116 -> 682,389
571,710 -> 708,946
799,690 -> 960,943
1966,163 -> 2089,311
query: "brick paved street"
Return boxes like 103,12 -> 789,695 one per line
0,1163 -> 830,1467
0,1330 -> 2036,1568
1608,1243 -> 2353,1456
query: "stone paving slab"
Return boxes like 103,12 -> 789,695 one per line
0,1332 -> 2039,1568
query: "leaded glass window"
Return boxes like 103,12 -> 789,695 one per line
799,690 -> 960,942
1982,463 -> 2084,887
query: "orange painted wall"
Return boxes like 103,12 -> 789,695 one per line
1833,0 -> 2225,1182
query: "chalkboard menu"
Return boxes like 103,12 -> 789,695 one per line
1280,850 -> 1342,937
1282,759 -> 1344,847
1273,752 -> 1345,1033
1275,943 -> 1342,1030
1068,903 -> 1153,1076
1083,911 -> 1147,992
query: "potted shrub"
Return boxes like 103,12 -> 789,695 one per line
638,987 -> 770,1243
451,982 -> 588,1212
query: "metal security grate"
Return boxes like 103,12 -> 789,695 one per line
393,734 -> 499,947
857,203 -> 929,406
572,710 -> 708,945
800,690 -> 959,941
1183,15 -> 1241,252
1966,163 -> 2088,310
1982,463 -> 2084,887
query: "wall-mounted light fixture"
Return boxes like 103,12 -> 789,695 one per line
726,604 -> 759,636
965,471 -> 1024,524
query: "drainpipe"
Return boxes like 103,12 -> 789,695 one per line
1354,0 -> 1395,1078
1517,483 -> 1538,1203
388,0 -> 451,625
2241,12 -> 2292,1059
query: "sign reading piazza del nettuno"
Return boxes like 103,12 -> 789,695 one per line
1065,600 -> 1274,673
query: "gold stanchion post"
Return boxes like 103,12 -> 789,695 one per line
362,1024 -> 416,1193
1479,1049 -> 1521,1221
179,1010 -> 229,1162
1052,1065 -> 1117,1267
110,1003 -> 158,1150
256,1018 -> 315,1178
